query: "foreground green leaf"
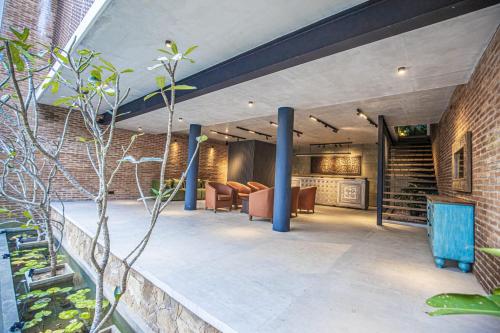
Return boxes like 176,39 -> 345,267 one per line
426,293 -> 500,317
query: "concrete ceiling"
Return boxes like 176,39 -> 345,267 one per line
39,0 -> 366,104
39,1 -> 500,145
115,5 -> 499,143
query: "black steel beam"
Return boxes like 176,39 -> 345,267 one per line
110,0 -> 499,123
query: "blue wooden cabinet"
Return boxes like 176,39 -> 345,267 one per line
427,195 -> 475,273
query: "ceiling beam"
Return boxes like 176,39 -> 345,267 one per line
109,0 -> 499,124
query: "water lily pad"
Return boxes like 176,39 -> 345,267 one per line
30,301 -> 49,310
34,310 -> 52,319
64,320 -> 84,332
47,287 -> 61,294
79,311 -> 91,320
58,309 -> 79,320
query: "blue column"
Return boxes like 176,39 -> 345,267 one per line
185,124 -> 201,210
273,107 -> 294,232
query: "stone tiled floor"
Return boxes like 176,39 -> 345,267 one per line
54,201 -> 500,333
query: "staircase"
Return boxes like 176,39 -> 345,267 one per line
382,137 -> 437,226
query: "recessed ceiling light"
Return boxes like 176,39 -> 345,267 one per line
248,101 -> 254,107
225,128 -> 229,133
165,40 -> 173,48
224,135 -> 229,139
397,66 -> 407,75
178,117 -> 183,122
137,127 -> 143,132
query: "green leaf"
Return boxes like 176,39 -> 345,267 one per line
10,27 -> 29,42
23,318 -> 41,329
492,288 -> 500,296
184,45 -> 198,56
54,48 -> 68,64
156,76 -> 166,89
79,311 -> 91,320
23,210 -> 33,220
89,69 -> 102,82
157,48 -> 173,55
34,310 -> 52,319
51,80 -> 59,94
121,68 -> 134,73
170,41 -> 178,54
77,48 -> 91,56
144,91 -> 159,101
99,57 -> 116,71
46,287 -> 61,294
479,248 -> 500,257
54,96 -> 74,106
166,84 -> 196,91
76,136 -> 92,143
0,207 -> 10,214
196,135 -> 208,143
64,320 -> 84,332
59,309 -> 79,320
9,44 -> 24,72
426,293 -> 500,317
30,302 -> 49,311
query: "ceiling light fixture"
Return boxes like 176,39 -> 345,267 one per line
308,115 -> 338,133
356,108 -> 377,127
210,130 -> 246,141
137,127 -> 143,132
165,40 -> 173,48
236,126 -> 272,140
178,117 -> 183,122
248,101 -> 254,107
269,121 -> 303,137
397,66 -> 407,75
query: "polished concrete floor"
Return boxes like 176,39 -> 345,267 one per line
56,201 -> 499,333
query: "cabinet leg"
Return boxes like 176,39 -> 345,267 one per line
458,261 -> 471,273
434,257 -> 445,268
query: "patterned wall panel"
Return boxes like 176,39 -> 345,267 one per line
311,156 -> 362,176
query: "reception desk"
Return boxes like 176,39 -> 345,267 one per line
292,175 -> 368,210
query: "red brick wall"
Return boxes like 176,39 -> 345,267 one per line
432,29 -> 499,292
52,0 -> 94,47
36,104 -> 227,200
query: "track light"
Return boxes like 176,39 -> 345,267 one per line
236,126 -> 272,140
165,40 -> 173,48
308,115 -> 338,133
397,66 -> 407,75
178,117 -> 183,122
137,127 -> 143,132
248,101 -> 254,107
356,109 -> 377,127
270,121 -> 278,127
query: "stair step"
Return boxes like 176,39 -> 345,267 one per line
385,173 -> 436,178
382,213 -> 428,222
383,205 -> 427,212
391,149 -> 432,153
383,198 -> 427,204
386,168 -> 434,172
393,145 -> 431,148
387,163 -> 434,167
401,187 -> 437,191
384,192 -> 428,197
390,154 -> 433,157
390,158 -> 434,162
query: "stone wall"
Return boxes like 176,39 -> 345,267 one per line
431,28 -> 499,292
55,210 -> 220,333
293,144 -> 378,207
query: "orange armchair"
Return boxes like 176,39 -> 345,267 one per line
298,186 -> 317,213
226,181 -> 252,208
205,182 -> 234,212
247,181 -> 269,192
249,187 -> 274,221
290,186 -> 300,217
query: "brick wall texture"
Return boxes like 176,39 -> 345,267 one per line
432,28 -> 500,292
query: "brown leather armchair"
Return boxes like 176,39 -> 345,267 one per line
226,181 -> 252,208
249,186 -> 300,221
290,186 -> 300,217
249,187 -> 274,221
205,182 -> 234,213
247,181 -> 269,192
298,186 -> 317,213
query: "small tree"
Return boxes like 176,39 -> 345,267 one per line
0,27 -> 70,277
2,28 -> 204,332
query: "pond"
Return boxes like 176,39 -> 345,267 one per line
4,229 -> 134,333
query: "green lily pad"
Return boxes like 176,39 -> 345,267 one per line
58,309 -> 79,320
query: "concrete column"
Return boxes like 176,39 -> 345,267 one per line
184,124 -> 201,210
273,107 -> 294,232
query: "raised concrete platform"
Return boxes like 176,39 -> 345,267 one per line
53,201 -> 500,332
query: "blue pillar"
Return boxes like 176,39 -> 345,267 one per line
273,107 -> 294,232
185,124 -> 201,210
